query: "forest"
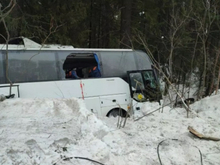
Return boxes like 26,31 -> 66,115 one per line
1,0 -> 220,98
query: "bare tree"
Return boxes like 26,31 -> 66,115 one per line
193,0 -> 217,99
209,45 -> 220,95
215,63 -> 220,94
0,0 -> 16,95
167,0 -> 192,80
120,0 -> 132,48
133,31 -> 195,118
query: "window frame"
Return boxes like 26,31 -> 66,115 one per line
127,69 -> 159,102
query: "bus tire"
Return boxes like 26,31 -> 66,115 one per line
107,108 -> 128,118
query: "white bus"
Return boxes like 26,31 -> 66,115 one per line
0,37 -> 161,117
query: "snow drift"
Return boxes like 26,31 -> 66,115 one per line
0,95 -> 220,165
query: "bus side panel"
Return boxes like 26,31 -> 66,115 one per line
84,97 -> 101,116
100,51 -> 137,79
0,51 -> 5,84
100,94 -> 127,107
100,94 -> 128,116
0,78 -> 132,117
81,78 -> 130,97
0,78 -> 130,99
7,50 -> 59,83
134,51 -> 153,70
2,80 -> 82,99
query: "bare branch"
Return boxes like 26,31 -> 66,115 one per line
1,0 -> 13,13
28,21 -> 64,62
0,0 -> 16,22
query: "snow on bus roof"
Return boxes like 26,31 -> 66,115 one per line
0,37 -> 133,51
0,37 -> 75,50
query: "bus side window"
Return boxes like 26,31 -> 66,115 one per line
0,51 -> 5,83
7,50 -> 58,83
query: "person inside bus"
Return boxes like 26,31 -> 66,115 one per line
65,68 -> 80,79
88,66 -> 101,78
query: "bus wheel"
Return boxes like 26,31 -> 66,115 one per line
107,108 -> 128,118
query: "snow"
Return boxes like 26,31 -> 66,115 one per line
0,95 -> 220,165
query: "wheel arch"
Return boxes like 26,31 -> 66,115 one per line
106,108 -> 128,117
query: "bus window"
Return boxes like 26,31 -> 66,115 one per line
142,70 -> 156,89
7,50 -> 58,83
134,51 -> 152,70
142,70 -> 162,102
128,70 -> 161,102
121,52 -> 136,72
100,51 -> 124,77
0,52 -> 5,84
128,72 -> 147,102
62,53 -> 101,79
129,72 -> 145,91
57,51 -> 76,79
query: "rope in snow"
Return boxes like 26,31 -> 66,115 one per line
74,157 -> 105,165
61,156 -> 105,165
157,138 -> 203,165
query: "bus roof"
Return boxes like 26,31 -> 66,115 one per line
0,37 -> 133,51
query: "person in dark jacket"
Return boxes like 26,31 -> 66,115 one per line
66,68 -> 79,79
88,66 -> 101,78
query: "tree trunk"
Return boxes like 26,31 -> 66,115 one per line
215,64 -> 220,94
209,46 -> 220,95
89,0 -> 98,48
120,0 -> 132,48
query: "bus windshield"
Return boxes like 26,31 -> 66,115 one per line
142,70 -> 157,89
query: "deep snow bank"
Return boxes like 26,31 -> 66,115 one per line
0,98 -> 111,165
0,95 -> 220,165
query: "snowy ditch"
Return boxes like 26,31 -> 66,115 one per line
0,96 -> 220,165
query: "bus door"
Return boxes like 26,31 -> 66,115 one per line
127,70 -> 161,106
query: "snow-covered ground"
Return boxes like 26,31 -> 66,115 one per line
0,94 -> 220,165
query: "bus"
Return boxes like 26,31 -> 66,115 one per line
0,37 -> 161,117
